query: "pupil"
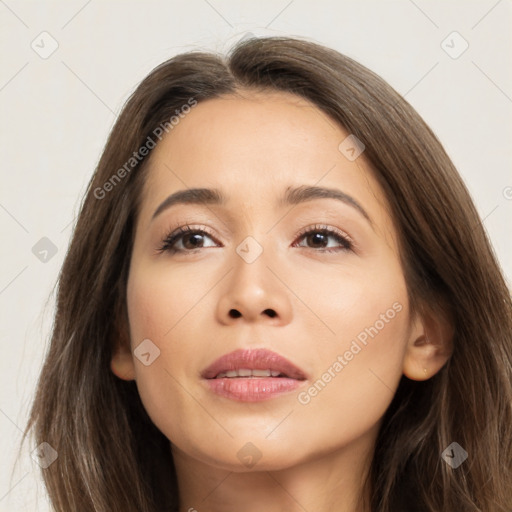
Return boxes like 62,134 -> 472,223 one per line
309,233 -> 326,247
184,234 -> 203,249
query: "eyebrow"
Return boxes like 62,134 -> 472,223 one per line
151,185 -> 372,225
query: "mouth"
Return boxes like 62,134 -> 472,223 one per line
201,348 -> 307,402
201,348 -> 307,381
214,369 -> 289,378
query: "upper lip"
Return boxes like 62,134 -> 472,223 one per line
201,348 -> 307,380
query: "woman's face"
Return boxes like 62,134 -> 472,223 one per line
118,90 -> 420,472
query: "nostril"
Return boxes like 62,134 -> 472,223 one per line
228,309 -> 277,318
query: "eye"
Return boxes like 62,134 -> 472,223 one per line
293,224 -> 353,252
158,225 -> 220,254
157,224 -> 353,255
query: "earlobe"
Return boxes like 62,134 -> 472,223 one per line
111,347 -> 136,381
403,306 -> 454,381
110,301 -> 136,381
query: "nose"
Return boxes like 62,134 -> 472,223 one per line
215,246 -> 293,326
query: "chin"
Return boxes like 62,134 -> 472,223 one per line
176,435 -> 307,472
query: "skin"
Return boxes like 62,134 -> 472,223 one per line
111,90 -> 452,512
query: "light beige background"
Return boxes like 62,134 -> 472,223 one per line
1,0 -> 511,509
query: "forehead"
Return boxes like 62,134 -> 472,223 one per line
138,90 -> 393,239
147,90 -> 348,176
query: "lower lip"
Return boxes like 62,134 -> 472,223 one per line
204,377 -> 303,402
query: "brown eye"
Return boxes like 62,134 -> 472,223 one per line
158,226 -> 219,254
294,226 -> 352,252
182,233 -> 206,249
305,232 -> 329,248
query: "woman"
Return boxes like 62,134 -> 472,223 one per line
23,36 -> 512,511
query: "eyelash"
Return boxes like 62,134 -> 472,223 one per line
157,224 -> 354,254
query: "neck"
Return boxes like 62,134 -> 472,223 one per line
172,429 -> 375,512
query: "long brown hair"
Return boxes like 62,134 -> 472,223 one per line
22,36 -> 512,511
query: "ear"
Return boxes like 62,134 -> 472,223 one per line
403,304 -> 454,381
111,343 -> 136,381
110,306 -> 136,381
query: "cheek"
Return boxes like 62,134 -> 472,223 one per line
126,263 -> 221,386
126,263 -> 206,342
293,254 -> 409,348
291,262 -> 410,441
126,265 -> 215,441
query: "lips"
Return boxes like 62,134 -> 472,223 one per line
201,348 -> 307,381
201,348 -> 307,402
